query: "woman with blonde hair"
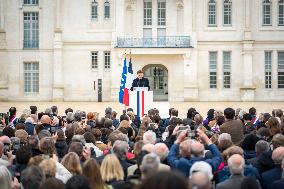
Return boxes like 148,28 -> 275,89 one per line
83,159 -> 111,189
61,152 -> 82,175
100,154 -> 125,188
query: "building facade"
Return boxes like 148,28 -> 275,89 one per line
0,0 -> 284,102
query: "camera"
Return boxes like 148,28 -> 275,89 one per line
3,143 -> 11,155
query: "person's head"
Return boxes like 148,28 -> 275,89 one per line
249,107 -> 257,116
224,108 -> 235,120
137,70 -> 144,79
255,140 -> 270,156
207,109 -> 215,120
240,133 -> 259,151
223,146 -> 244,163
218,133 -> 233,152
38,130 -> 51,140
190,171 -> 211,189
15,129 -> 29,144
65,108 -> 73,115
83,132 -> 96,144
66,175 -> 91,189
91,128 -> 102,141
275,109 -> 283,118
187,108 -> 196,119
28,135 -> 40,149
40,115 -> 52,125
107,130 -> 129,148
30,106 -> 38,115
272,146 -> 284,164
39,159 -> 56,178
72,135 -> 86,145
137,171 -> 189,189
39,178 -> 65,189
266,117 -> 281,135
262,113 -> 271,123
83,159 -> 104,189
51,106 -> 58,115
2,126 -> 15,138
21,165 -> 45,189
143,130 -> 156,144
68,142 -> 84,158
271,133 -> 284,149
240,177 -> 261,189
9,107 -> 16,116
190,141 -> 205,157
100,154 -> 124,182
16,145 -> 32,165
243,113 -> 252,122
40,137 -> 56,156
140,153 -> 160,179
228,154 -> 245,175
66,112 -> 75,124
142,143 -> 155,153
0,166 -> 12,189
189,161 -> 213,181
61,152 -> 82,175
171,109 -> 178,117
194,114 -> 203,125
112,140 -> 129,160
153,143 -> 169,162
179,139 -> 192,158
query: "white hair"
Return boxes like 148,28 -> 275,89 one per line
154,143 -> 169,161
228,154 -> 245,175
0,166 -> 12,189
143,131 -> 157,145
189,161 -> 213,181
218,133 -> 232,143
141,153 -> 160,175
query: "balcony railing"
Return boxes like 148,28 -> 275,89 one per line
23,40 -> 39,49
116,36 -> 191,48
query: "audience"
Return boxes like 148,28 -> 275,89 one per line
0,105 -> 282,189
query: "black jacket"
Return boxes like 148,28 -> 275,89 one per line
131,77 -> 150,91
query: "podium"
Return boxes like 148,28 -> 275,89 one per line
129,87 -> 153,118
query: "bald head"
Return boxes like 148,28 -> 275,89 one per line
272,146 -> 284,164
142,143 -> 155,153
0,136 -> 11,144
190,171 -> 211,189
228,154 -> 245,175
191,141 -> 205,157
180,139 -> 192,158
40,115 -> 51,125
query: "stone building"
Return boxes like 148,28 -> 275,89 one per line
0,0 -> 283,102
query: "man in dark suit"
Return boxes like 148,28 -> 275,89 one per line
130,70 -> 150,91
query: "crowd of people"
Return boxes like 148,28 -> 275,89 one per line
0,105 -> 283,189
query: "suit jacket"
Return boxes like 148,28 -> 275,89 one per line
220,119 -> 244,145
261,165 -> 282,189
130,77 -> 150,91
216,175 -> 246,189
270,179 -> 284,189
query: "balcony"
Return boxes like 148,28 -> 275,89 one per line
23,40 -> 39,49
116,36 -> 192,48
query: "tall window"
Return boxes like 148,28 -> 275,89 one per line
223,0 -> 232,26
104,1 -> 110,19
209,52 -> 217,88
144,0 -> 152,26
23,0 -> 38,5
279,0 -> 284,26
265,51 -> 272,89
23,12 -> 39,49
91,52 -> 98,69
263,0 -> 272,26
223,52 -> 231,88
24,62 -> 39,93
104,51 -> 111,69
158,0 -> 166,26
278,52 -> 284,88
91,1 -> 98,20
208,0 -> 217,26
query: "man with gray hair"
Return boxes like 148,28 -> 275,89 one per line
112,140 -> 132,178
261,146 -> 284,189
216,154 -> 246,189
248,140 -> 270,167
143,130 -> 157,144
140,153 -> 160,179
190,171 -> 212,189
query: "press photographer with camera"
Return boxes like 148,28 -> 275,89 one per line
167,127 -> 222,177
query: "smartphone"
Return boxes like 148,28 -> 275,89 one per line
178,126 -> 189,131
81,116 -> 86,122
187,130 -> 196,139
3,143 -> 11,155
49,114 -> 54,120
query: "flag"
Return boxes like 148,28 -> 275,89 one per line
123,57 -> 134,106
119,57 -> 127,104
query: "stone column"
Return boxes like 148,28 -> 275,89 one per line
0,0 -> 6,49
183,51 -> 199,101
52,0 -> 64,101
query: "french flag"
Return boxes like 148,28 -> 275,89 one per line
133,91 -> 146,118
123,58 -> 134,106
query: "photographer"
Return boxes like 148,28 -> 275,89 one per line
167,127 -> 222,177
0,137 -> 14,166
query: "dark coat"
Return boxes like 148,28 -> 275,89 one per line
25,122 -> 34,135
261,165 -> 282,189
220,119 -> 244,145
130,77 -> 150,91
255,150 -> 274,174
270,179 -> 284,189
216,175 -> 246,189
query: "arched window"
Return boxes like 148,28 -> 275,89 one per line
104,0 -> 110,19
279,0 -> 284,26
208,0 -> 217,26
263,0 -> 272,26
223,0 -> 232,26
91,0 -> 98,20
